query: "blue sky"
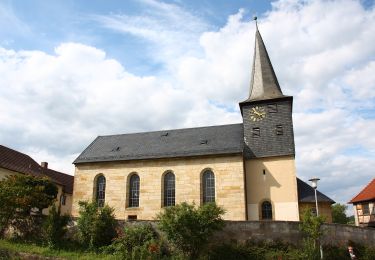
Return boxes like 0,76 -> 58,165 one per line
1,0 -> 271,75
1,0 -> 375,210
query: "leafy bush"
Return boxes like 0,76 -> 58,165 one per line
299,209 -> 325,259
346,241 -> 375,260
77,201 -> 117,250
206,240 -> 305,260
0,175 -> 58,239
332,203 -> 350,224
106,223 -> 166,259
157,202 -> 225,259
42,204 -> 70,248
322,245 -> 350,260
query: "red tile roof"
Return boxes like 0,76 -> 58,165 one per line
0,145 -> 74,194
349,179 -> 375,203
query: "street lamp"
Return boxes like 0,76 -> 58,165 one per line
309,177 -> 323,259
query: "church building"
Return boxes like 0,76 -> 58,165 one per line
72,25 -> 334,221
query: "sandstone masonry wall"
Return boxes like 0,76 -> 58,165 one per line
72,155 -> 246,220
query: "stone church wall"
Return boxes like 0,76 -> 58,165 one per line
245,156 -> 300,221
72,154 -> 246,220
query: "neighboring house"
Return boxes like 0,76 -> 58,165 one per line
72,26 -> 333,221
297,178 -> 335,223
349,179 -> 375,227
0,144 -> 73,215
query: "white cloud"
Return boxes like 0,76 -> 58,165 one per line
0,0 -> 374,206
92,0 -> 211,66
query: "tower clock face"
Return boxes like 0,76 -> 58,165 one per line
250,106 -> 266,121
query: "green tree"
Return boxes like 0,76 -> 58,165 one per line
77,200 -> 117,250
300,209 -> 326,260
0,175 -> 58,238
157,202 -> 225,259
43,204 -> 70,248
332,203 -> 349,224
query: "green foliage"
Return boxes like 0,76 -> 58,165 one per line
206,240 -> 305,260
77,201 -> 117,250
157,202 -> 225,259
299,209 -> 326,260
332,203 -> 350,224
347,241 -> 375,260
322,245 -> 350,260
42,204 -> 70,248
0,238 -> 119,259
105,223 -> 167,259
347,215 -> 355,225
0,175 -> 58,238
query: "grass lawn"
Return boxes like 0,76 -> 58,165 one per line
0,239 -> 118,260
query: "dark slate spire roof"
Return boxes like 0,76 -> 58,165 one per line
297,178 -> 335,204
242,24 -> 285,103
74,124 -> 244,164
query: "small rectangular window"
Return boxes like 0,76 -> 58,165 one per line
252,127 -> 260,137
363,204 -> 370,215
276,125 -> 283,135
268,104 -> 278,113
60,195 -> 66,206
127,215 -> 137,221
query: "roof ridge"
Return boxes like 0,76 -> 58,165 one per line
97,123 -> 243,138
0,144 -> 38,164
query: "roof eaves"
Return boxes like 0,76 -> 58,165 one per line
73,136 -> 101,164
74,149 -> 243,164
349,179 -> 375,203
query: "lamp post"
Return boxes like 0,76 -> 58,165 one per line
309,177 -> 323,259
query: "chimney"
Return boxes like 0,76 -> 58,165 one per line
41,162 -> 48,168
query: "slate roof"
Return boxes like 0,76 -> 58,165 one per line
240,26 -> 287,104
0,145 -> 74,194
297,178 -> 335,204
349,178 -> 375,203
74,123 -> 244,164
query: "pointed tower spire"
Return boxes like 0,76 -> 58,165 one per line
244,17 -> 284,102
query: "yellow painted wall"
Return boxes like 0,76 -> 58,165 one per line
72,155 -> 246,220
42,185 -> 72,215
1,167 -> 72,215
245,156 -> 299,221
299,202 -> 333,223
0,167 -> 20,180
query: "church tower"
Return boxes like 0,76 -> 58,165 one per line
240,20 -> 299,221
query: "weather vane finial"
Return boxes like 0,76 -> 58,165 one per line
253,16 -> 258,30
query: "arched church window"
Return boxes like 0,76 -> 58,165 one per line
261,201 -> 273,220
163,172 -> 175,207
202,170 -> 215,203
95,175 -> 106,207
129,174 -> 140,207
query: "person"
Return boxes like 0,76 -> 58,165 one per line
348,246 -> 357,259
